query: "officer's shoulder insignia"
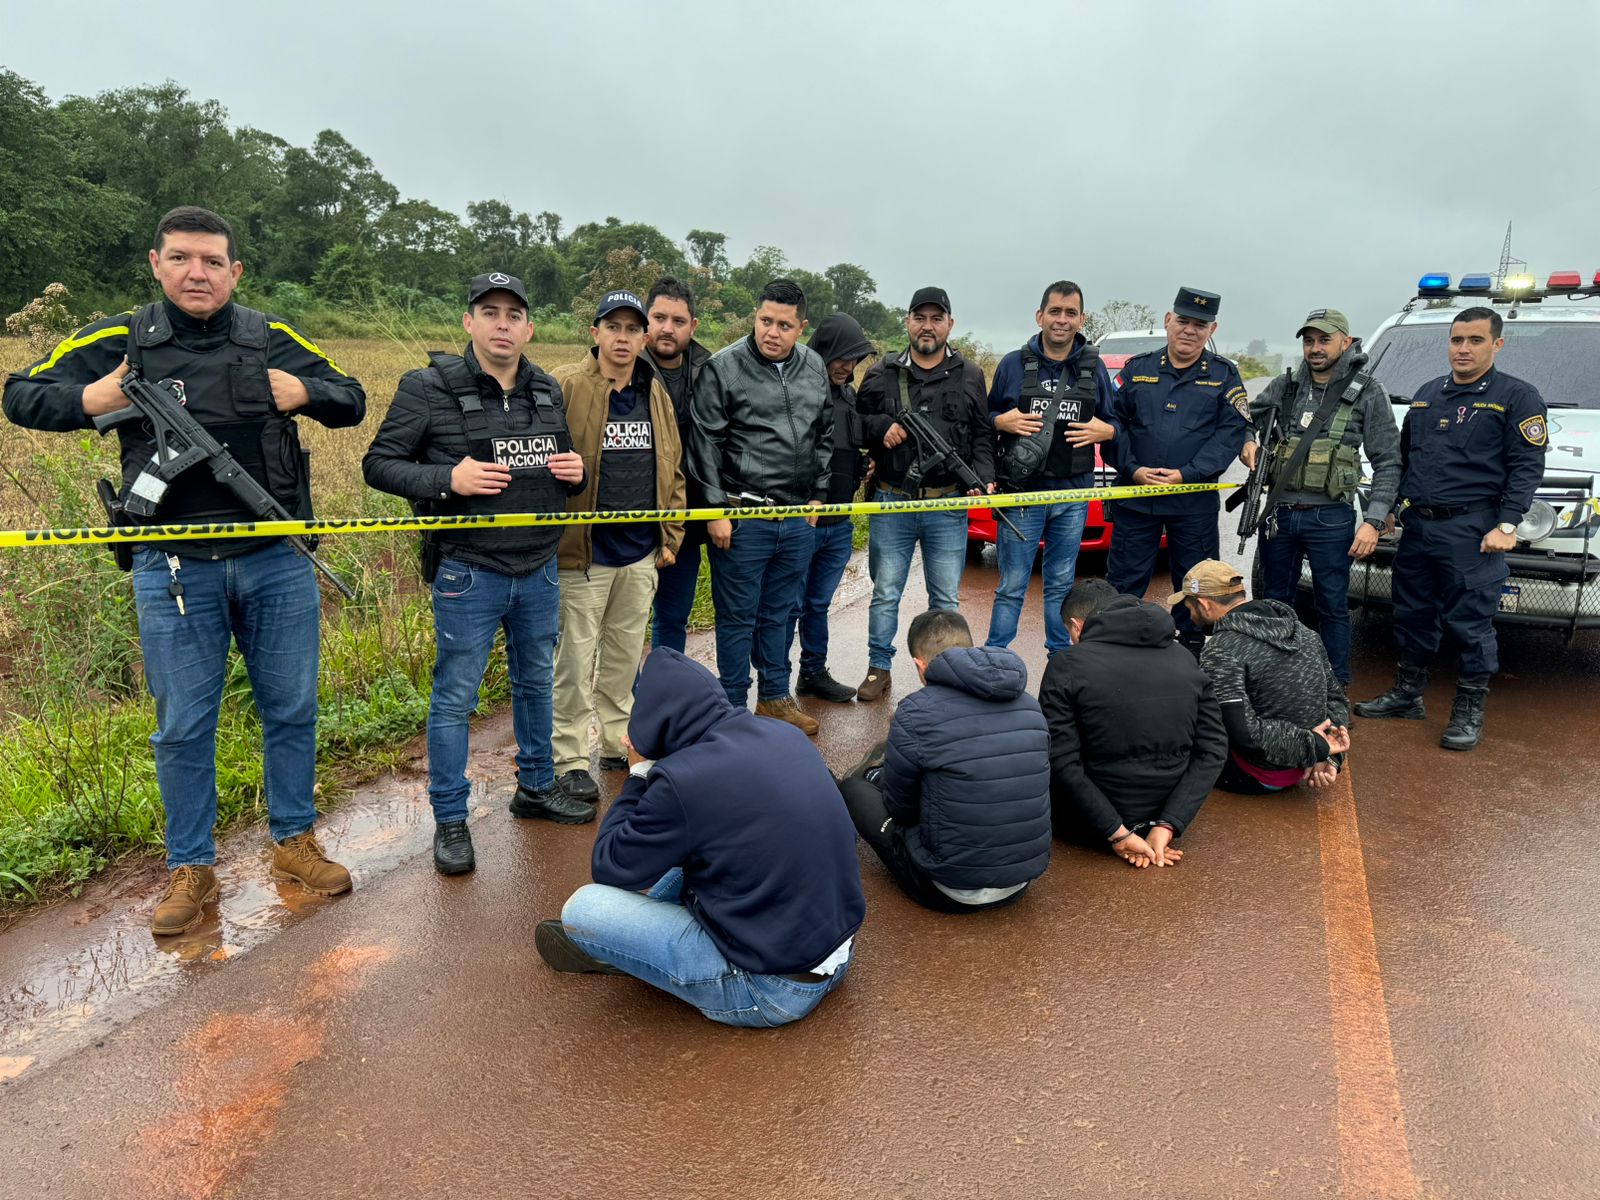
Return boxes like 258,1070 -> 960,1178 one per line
1231,393 -> 1250,416
1111,372 -> 1123,391
1519,414 -> 1548,446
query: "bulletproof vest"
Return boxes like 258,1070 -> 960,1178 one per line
1000,343 -> 1100,486
883,358 -> 972,483
1270,375 -> 1366,501
426,352 -> 571,554
595,377 -> 657,514
123,302 -> 311,523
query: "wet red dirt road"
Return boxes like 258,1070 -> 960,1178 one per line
3,544 -> 1599,1199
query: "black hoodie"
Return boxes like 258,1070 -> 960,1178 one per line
1199,599 -> 1350,770
806,314 -> 876,523
1038,596 -> 1227,838
590,648 -> 865,975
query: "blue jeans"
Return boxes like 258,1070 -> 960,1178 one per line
131,541 -> 321,869
427,557 -> 560,823
986,500 -> 1090,654
651,523 -> 705,654
707,516 -> 813,704
788,520 -> 855,678
1258,503 -> 1357,683
560,868 -> 850,1027
867,491 -> 967,669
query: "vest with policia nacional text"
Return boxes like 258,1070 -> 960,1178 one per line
998,342 -> 1100,487
1267,371 -> 1368,503
123,301 -> 313,530
422,351 -> 572,571
595,379 -> 657,515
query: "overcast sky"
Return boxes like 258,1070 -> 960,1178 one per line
8,0 -> 1600,351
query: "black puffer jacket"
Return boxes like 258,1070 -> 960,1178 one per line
1200,599 -> 1350,770
687,335 -> 833,505
1039,597 -> 1227,837
880,646 -> 1052,890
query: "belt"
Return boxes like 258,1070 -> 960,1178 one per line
1405,501 -> 1495,520
1278,502 -> 1333,512
882,482 -> 962,500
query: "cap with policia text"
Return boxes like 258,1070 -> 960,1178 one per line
1167,559 -> 1245,608
1297,307 -> 1351,338
594,289 -> 648,326
467,272 -> 530,309
908,286 -> 951,313
1172,286 -> 1221,322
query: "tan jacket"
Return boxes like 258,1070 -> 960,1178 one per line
551,350 -> 686,571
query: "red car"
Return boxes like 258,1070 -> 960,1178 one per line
966,447 -> 1118,552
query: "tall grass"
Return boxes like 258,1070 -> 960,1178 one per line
0,335 -> 607,904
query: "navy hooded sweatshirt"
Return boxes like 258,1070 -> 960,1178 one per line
590,647 -> 866,975
880,645 -> 1053,889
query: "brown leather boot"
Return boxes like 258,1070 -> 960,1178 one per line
754,696 -> 820,737
151,865 -> 219,936
856,668 -> 892,702
271,832 -> 353,896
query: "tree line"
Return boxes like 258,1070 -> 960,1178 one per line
0,68 -> 910,340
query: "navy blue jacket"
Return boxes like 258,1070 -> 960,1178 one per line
1109,348 -> 1248,514
880,646 -> 1052,890
1400,367 -> 1548,527
591,647 -> 865,975
987,333 -> 1117,487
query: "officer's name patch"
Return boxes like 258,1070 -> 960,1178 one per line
1410,400 -> 1430,408
1194,379 -> 1221,387
602,421 -> 653,451
1131,375 -> 1160,384
493,434 -> 558,470
1473,402 -> 1505,413
1519,415 -> 1548,446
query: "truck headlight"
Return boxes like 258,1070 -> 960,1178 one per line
1516,500 -> 1558,543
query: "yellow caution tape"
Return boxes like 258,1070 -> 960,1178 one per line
0,482 -> 1234,549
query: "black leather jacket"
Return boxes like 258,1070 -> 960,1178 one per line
687,335 -> 833,505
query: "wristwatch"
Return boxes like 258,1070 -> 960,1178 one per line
1497,522 -> 1517,536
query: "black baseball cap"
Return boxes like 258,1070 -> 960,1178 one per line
908,286 -> 951,314
467,271 -> 530,309
594,289 -> 648,326
1172,286 -> 1221,321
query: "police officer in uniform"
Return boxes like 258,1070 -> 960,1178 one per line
3,206 -> 367,934
853,286 -> 995,702
1354,306 -> 1547,751
363,272 -> 588,874
1239,308 -> 1401,684
1106,286 -> 1248,652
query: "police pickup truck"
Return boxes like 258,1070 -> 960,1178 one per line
1331,271 -> 1600,638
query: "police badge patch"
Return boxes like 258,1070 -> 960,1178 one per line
1519,415 -> 1548,446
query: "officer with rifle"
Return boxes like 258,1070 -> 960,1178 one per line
854,287 -> 995,703
985,280 -> 1119,656
1235,308 -> 1400,685
3,206 -> 367,935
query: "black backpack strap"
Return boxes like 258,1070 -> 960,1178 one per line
125,302 -> 169,371
230,305 -> 268,350
1018,344 -> 1042,408
427,351 -> 490,441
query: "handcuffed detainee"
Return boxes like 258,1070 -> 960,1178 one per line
3,206 -> 367,933
362,272 -> 587,876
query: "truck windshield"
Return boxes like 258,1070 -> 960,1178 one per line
1099,335 -> 1168,354
1368,321 -> 1600,407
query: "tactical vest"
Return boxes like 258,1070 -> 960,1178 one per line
999,343 -> 1100,486
123,302 -> 311,524
595,381 -> 657,513
425,352 -> 571,558
882,358 -> 973,485
1269,376 -> 1366,502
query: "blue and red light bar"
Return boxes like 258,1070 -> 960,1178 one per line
1415,267 -> 1600,297
1459,273 -> 1493,293
1547,270 -> 1583,289
1417,272 -> 1452,293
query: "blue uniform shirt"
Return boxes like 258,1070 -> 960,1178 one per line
1109,348 -> 1249,514
1399,367 -> 1548,527
987,333 -> 1117,488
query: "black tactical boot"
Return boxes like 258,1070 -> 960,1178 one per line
797,670 -> 858,704
1354,664 -> 1429,720
433,820 -> 476,875
1440,684 -> 1488,751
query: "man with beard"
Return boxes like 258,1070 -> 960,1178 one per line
1239,308 -> 1400,685
986,281 -> 1118,654
853,288 -> 995,702
1106,286 -> 1249,654
688,279 -> 832,735
788,312 -> 876,703
643,277 -> 715,654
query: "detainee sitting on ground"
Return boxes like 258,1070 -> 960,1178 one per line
535,646 -> 864,1028
837,610 -> 1052,912
1038,579 -> 1227,868
1178,560 -> 1351,794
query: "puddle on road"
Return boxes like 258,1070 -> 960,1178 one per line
0,773 -> 511,1078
